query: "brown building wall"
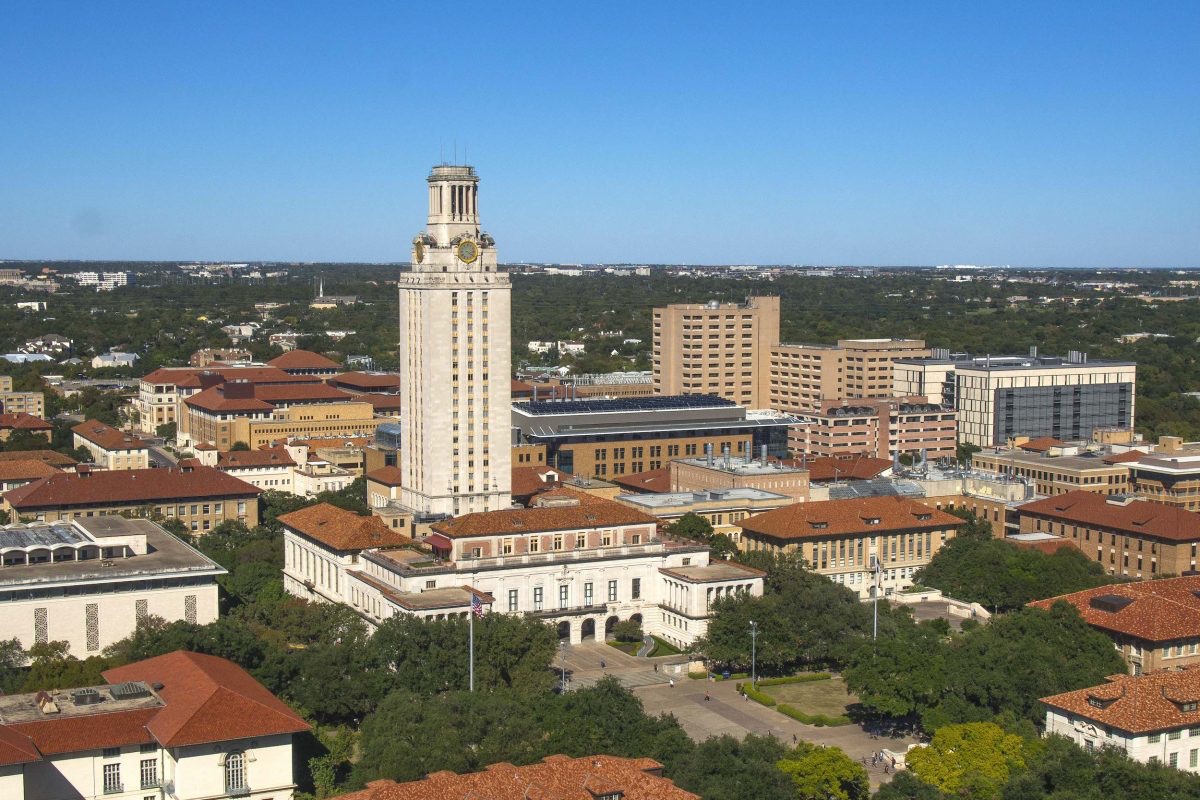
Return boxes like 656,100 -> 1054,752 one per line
670,460 -> 809,502
8,496 -> 260,534
1018,512 -> 1199,579
971,452 -> 1130,496
557,433 -> 755,480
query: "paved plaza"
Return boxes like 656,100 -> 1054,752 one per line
563,642 -> 919,789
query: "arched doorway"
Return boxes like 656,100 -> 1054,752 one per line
604,616 -> 619,639
580,618 -> 596,640
630,613 -> 643,626
556,621 -> 571,640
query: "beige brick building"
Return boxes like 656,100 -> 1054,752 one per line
652,296 -> 780,407
0,375 -> 45,418
770,339 -> 930,414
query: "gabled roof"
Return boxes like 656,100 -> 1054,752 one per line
183,386 -> 274,413
278,502 -> 412,551
1020,436 -> 1067,453
0,413 -> 52,431
217,447 -> 296,469
0,725 -> 40,766
1028,576 -> 1200,642
72,419 -> 147,451
4,465 -> 261,509
740,496 -> 962,540
335,754 -> 699,800
432,489 -> 656,539
1042,667 -> 1200,735
1104,451 -> 1147,465
268,350 -> 341,370
613,467 -> 670,494
802,455 -> 893,482
102,651 -> 308,748
366,466 -> 403,487
511,466 -> 574,499
0,450 -> 77,467
0,459 -> 61,482
332,371 -> 401,391
7,708 -> 156,756
360,393 -> 402,412
1019,491 -> 1200,542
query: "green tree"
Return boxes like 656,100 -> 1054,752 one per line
22,641 -> 109,691
906,722 -> 1026,799
873,771 -> 950,800
776,742 -> 869,800
0,638 -> 25,694
612,619 -> 643,643
229,440 -> 251,451
669,734 -> 793,800
668,512 -> 714,541
156,421 -> 177,440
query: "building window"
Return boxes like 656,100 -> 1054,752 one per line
103,763 -> 122,793
140,758 -> 158,789
559,585 -> 569,609
608,580 -> 617,602
576,533 -> 586,548
552,535 -> 563,551
584,582 -> 593,605
632,578 -> 641,600
225,751 -> 247,794
533,587 -> 543,611
529,537 -> 539,553
1149,734 -> 1162,743
1171,730 -> 1184,740
508,589 -> 518,612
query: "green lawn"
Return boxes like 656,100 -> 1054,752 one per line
648,636 -> 682,657
765,677 -> 858,717
607,640 -> 640,655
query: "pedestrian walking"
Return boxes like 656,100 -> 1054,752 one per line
792,734 -> 797,745
704,691 -> 710,701
600,659 -> 606,669
654,663 -> 658,672
669,678 -> 675,688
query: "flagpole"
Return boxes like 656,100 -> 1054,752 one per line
469,606 -> 475,692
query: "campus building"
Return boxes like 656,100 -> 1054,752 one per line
769,338 -> 930,414
970,444 -> 1132,497
0,376 -> 44,418
894,351 -> 1137,448
792,398 -> 956,461
1042,667 -> 1200,772
0,650 -> 309,800
669,452 -> 811,503
1029,577 -> 1200,675
652,296 -> 780,408
398,165 -> 512,517
511,395 -> 795,479
1128,439 -> 1200,512
0,517 -> 224,657
72,420 -> 150,470
282,490 -> 763,649
738,496 -> 962,598
1017,491 -> 1200,579
2,464 -> 261,533
615,487 -> 792,546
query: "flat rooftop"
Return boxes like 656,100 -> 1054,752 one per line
975,448 -> 1130,472
894,354 -> 1135,370
1007,532 -> 1063,542
675,456 -> 806,476
515,395 -> 737,416
0,518 -> 225,588
659,562 -> 764,583
0,681 -> 162,724
348,570 -> 478,611
617,488 -> 789,509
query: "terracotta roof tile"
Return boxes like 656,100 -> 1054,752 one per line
1103,451 -> 1147,465
1019,491 -> 1200,542
1042,667 -> 1200,735
360,393 -> 402,412
217,447 -> 296,468
1020,437 -> 1067,453
332,372 -> 401,391
72,419 -> 147,451
0,725 -> 40,766
279,502 -> 413,551
184,386 -> 275,413
335,755 -> 699,800
511,466 -> 574,499
102,651 -> 309,747
7,708 -> 156,756
0,413 -> 52,431
366,467 -> 403,487
1028,576 -> 1200,642
4,465 -> 260,509
740,496 -> 962,541
613,467 -> 671,494
432,489 -> 657,539
141,366 -> 319,386
801,455 -> 893,482
268,350 -> 341,370
0,460 -> 62,482
0,450 -> 77,467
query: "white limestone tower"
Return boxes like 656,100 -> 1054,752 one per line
399,165 -> 512,517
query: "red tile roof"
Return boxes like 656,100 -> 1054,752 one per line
252,383 -> 352,403
332,372 -> 401,391
217,447 -> 296,468
0,459 -> 61,482
141,366 -> 319,386
268,350 -> 341,370
0,413 -> 52,431
1042,666 -> 1200,735
7,708 -> 157,756
1019,491 -> 1200,542
613,467 -> 671,494
0,725 -> 41,766
366,466 -> 403,487
740,496 -> 962,541
72,419 -> 147,451
4,465 -> 261,509
360,393 -> 402,412
0,450 -> 77,467
511,466 -> 574,499
1028,576 -> 1200,643
336,755 -> 699,800
278,502 -> 413,551
102,651 -> 309,747
432,489 -> 657,539
184,386 -> 275,413
802,455 -> 893,482
1103,451 -> 1147,465
1020,437 -> 1067,453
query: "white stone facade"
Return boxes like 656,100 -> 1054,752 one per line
399,165 -> 512,517
1045,709 -> 1200,772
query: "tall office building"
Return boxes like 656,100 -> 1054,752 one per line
769,338 -> 931,414
399,165 -> 511,517
652,296 -> 780,407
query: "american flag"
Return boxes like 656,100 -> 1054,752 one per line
471,594 -> 486,618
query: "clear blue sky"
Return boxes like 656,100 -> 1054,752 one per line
2,2 -> 1197,267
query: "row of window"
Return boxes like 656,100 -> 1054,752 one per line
505,579 -> 641,611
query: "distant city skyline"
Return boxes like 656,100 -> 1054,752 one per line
1,2 -> 1196,268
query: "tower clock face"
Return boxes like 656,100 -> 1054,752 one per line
414,240 -> 425,264
456,240 -> 479,264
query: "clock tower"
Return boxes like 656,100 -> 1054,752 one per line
398,165 -> 512,517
